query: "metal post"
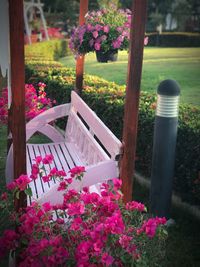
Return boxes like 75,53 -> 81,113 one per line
150,79 -> 180,218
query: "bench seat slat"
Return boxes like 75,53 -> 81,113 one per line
36,145 -> 55,189
59,144 -> 76,169
27,142 -> 86,201
27,146 -> 38,201
27,145 -> 44,198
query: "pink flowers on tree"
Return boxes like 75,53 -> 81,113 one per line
0,82 -> 55,125
69,7 -> 132,57
0,155 -> 167,266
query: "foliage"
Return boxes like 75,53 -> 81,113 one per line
0,83 -> 55,125
147,32 -> 200,47
25,62 -> 200,206
0,155 -> 167,266
98,0 -> 120,8
25,39 -> 71,62
43,0 -> 200,33
69,6 -> 132,57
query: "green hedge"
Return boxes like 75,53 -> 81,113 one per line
147,32 -> 200,47
25,62 -> 200,206
25,39 -> 71,62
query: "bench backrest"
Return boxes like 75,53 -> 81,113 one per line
65,91 -> 121,165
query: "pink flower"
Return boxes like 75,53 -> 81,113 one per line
69,166 -> 85,178
144,219 -> 157,238
31,164 -> 39,180
119,235 -> 132,249
126,201 -> 146,212
81,192 -> 100,204
63,189 -> 78,203
38,82 -> 46,88
34,156 -> 42,164
76,240 -> 91,255
101,35 -> 107,41
101,252 -> 114,266
15,175 -> 31,191
117,26 -> 123,32
0,229 -> 19,251
70,217 -> 83,231
42,154 -> 54,164
65,177 -> 73,184
137,217 -> 166,238
94,42 -> 101,51
92,31 -> 98,38
58,181 -> 68,191
56,218 -> 64,224
67,202 -> 85,216
112,178 -> 122,190
95,24 -> 102,31
93,240 -> 103,252
57,170 -> 66,177
49,167 -> 57,176
112,39 -> 121,49
87,23 -> 93,31
7,181 -> 17,191
42,175 -> 50,183
103,25 -> 110,33
42,202 -> 52,212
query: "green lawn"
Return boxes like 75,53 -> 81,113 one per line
59,47 -> 200,106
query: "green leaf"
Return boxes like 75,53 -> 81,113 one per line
15,190 -> 20,199
24,187 -> 33,197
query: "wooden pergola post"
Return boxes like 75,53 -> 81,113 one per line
9,0 -> 26,209
75,0 -> 88,95
120,0 -> 148,203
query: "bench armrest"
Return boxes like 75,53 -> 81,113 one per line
26,103 -> 71,141
6,103 -> 71,183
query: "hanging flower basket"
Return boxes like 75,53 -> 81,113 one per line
69,5 -> 132,61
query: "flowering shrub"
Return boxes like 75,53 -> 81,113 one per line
42,28 -> 64,39
0,82 -> 55,125
0,155 -> 167,266
69,6 -> 133,57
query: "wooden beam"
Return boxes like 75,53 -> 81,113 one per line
75,0 -> 88,95
120,0 -> 148,203
9,0 -> 26,209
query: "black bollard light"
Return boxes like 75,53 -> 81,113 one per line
150,79 -> 180,219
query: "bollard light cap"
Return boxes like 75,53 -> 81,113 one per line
157,79 -> 180,96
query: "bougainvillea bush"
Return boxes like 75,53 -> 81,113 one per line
0,155 -> 167,266
0,82 -> 55,125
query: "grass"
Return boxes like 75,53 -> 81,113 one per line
59,47 -> 200,106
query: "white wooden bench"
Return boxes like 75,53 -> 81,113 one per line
6,91 -> 122,205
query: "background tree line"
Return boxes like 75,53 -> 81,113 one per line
42,0 -> 200,32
